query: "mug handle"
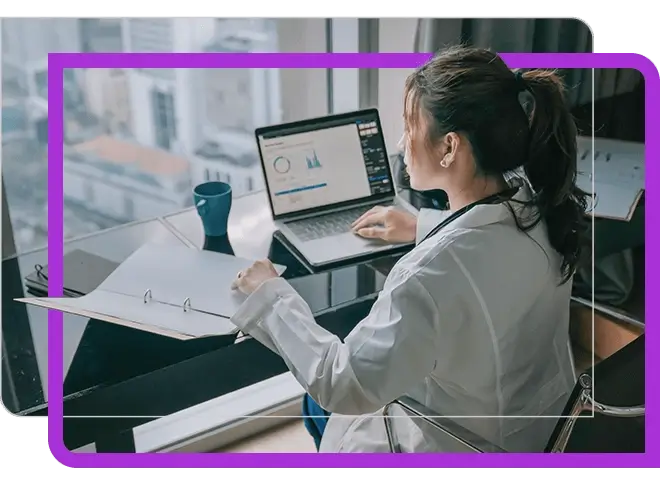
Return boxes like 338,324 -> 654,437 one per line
196,199 -> 209,216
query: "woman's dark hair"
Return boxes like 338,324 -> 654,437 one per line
403,45 -> 588,284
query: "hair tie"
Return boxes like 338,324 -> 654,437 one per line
514,71 -> 527,92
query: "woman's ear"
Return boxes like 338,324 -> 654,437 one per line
445,132 -> 460,155
439,132 -> 460,168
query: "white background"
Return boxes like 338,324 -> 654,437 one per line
0,0 -> 659,488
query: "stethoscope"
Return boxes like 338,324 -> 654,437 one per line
419,186 -> 520,245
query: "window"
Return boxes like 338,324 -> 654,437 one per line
376,19 -> 420,152
329,19 -> 360,113
0,15 -> 367,446
1,17 -> 332,254
151,88 -> 176,151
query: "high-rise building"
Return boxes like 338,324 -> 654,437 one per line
79,19 -> 123,53
2,19 -> 84,142
190,20 -> 281,197
81,69 -> 132,137
201,29 -> 281,133
2,18 -> 81,69
121,18 -> 217,155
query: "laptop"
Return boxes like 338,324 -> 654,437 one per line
255,108 -> 417,268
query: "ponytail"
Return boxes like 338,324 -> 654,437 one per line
518,69 -> 589,284
404,47 -> 588,285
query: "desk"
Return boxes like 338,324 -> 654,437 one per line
2,190 -> 404,452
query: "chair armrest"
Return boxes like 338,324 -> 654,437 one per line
548,373 -> 645,453
383,396 -> 506,453
580,374 -> 645,417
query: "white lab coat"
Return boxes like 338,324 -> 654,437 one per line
231,182 -> 576,453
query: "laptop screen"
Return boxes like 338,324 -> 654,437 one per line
256,109 -> 394,218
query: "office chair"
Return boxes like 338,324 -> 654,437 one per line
383,334 -> 645,453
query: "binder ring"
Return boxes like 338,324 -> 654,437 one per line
35,264 -> 48,280
183,297 -> 191,312
143,289 -> 152,303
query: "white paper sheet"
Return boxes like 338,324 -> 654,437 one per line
98,243 -> 285,317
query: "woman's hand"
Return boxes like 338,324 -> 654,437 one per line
231,259 -> 279,295
352,206 -> 417,243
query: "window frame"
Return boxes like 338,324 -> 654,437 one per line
374,18 -> 419,153
0,18 -> 377,449
325,18 -> 379,114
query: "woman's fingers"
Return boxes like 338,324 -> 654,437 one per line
352,206 -> 383,228
352,211 -> 386,232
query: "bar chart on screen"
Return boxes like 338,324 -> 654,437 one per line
305,149 -> 322,169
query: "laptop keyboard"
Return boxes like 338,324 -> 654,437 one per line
287,204 -> 391,242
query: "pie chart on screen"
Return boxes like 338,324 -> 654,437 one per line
273,156 -> 291,174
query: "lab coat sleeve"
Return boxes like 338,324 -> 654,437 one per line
416,208 -> 451,244
230,269 -> 441,415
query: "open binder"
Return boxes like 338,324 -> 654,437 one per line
16,243 -> 286,341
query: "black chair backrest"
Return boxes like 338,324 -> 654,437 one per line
545,334 -> 645,452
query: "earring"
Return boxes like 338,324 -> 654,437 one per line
440,159 -> 447,168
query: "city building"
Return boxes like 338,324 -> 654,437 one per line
64,135 -> 193,223
121,18 -> 217,155
120,18 -> 280,197
201,31 -> 281,134
1,96 -> 30,142
82,69 -> 133,137
2,18 -> 83,143
79,18 -> 123,53
193,130 -> 264,198
2,18 -> 81,68
189,22 -> 280,196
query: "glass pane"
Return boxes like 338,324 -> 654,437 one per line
1,17 -> 327,254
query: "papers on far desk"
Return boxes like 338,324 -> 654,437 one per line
16,243 -> 287,341
576,136 -> 644,221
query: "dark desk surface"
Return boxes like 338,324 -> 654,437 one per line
2,190 -> 402,449
2,217 -> 189,413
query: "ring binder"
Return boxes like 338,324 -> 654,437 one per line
17,243 -> 286,341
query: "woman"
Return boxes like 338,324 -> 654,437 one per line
230,46 -> 588,453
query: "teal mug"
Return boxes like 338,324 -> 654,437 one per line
193,181 -> 232,237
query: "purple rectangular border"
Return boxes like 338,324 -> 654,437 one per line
47,52 -> 657,467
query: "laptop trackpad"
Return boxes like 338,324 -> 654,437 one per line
308,231 -> 392,254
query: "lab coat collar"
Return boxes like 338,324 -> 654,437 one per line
438,180 -> 534,234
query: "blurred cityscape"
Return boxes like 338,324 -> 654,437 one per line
1,18 -> 281,253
